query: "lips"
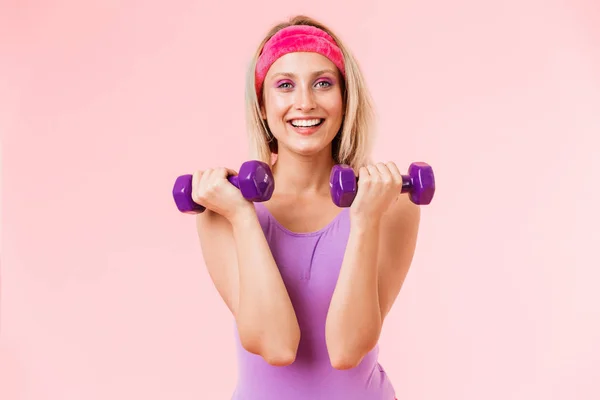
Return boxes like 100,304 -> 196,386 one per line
287,118 -> 325,136
289,118 -> 324,128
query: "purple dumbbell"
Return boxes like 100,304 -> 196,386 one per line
329,162 -> 435,207
173,160 -> 275,214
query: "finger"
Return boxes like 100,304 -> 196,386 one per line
375,162 -> 393,184
192,170 -> 206,203
212,168 -> 239,192
199,168 -> 213,186
214,167 -> 238,178
192,170 -> 204,190
357,166 -> 370,186
358,166 -> 370,178
366,164 -> 380,181
203,168 -> 224,195
385,161 -> 403,186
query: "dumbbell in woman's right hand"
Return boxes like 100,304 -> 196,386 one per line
172,160 -> 275,216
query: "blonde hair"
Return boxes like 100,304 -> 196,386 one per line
245,15 -> 376,170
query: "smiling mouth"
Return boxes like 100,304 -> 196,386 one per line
288,118 -> 324,128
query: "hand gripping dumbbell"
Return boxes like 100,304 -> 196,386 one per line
329,162 -> 435,207
172,160 -> 275,214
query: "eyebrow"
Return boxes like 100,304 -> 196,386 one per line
270,69 -> 337,79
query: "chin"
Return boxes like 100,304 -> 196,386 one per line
274,124 -> 338,157
284,142 -> 332,158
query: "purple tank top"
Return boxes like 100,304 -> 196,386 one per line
230,203 -> 396,400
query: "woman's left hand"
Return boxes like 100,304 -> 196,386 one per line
349,162 -> 404,224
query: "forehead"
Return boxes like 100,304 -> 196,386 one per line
266,52 -> 339,78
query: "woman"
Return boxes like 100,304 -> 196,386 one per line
191,15 -> 420,400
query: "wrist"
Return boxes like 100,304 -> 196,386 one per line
349,213 -> 381,233
228,204 -> 258,229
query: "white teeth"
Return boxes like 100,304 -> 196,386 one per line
290,119 -> 322,127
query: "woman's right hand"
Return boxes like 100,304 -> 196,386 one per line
191,167 -> 254,222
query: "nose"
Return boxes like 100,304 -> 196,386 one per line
294,84 -> 316,111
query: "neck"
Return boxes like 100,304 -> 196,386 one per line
271,148 -> 336,196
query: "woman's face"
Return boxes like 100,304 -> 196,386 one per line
261,52 -> 344,158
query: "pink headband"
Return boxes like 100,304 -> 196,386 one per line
254,25 -> 346,97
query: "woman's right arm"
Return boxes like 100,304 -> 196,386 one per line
196,205 -> 300,366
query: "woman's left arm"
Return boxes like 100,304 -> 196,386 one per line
325,163 -> 421,370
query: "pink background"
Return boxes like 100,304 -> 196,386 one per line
2,0 -> 599,399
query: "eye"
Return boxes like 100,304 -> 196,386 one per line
315,80 -> 332,88
277,80 -> 293,89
